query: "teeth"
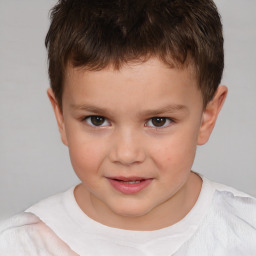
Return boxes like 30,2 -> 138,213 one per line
122,180 -> 141,184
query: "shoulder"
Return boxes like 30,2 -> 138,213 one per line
181,177 -> 256,254
201,178 -> 256,253
0,212 -> 42,245
211,180 -> 256,226
201,176 -> 256,222
0,211 -> 41,232
0,212 -> 78,256
0,212 -> 44,254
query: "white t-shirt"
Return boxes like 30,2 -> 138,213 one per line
0,176 -> 256,256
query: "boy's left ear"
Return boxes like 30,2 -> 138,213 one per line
197,85 -> 228,145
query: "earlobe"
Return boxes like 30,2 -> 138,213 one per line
197,86 -> 228,145
47,88 -> 68,146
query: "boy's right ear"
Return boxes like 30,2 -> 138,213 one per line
47,88 -> 68,146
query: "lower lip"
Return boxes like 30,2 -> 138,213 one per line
108,178 -> 153,194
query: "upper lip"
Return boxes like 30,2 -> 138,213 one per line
107,176 -> 152,182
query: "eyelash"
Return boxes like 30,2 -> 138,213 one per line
82,115 -> 174,128
145,117 -> 173,128
82,115 -> 111,127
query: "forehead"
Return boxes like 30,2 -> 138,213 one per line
62,57 -> 202,112
64,57 -> 197,87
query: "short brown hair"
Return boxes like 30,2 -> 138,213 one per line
46,0 -> 224,108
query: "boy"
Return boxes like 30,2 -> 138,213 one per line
0,0 -> 256,255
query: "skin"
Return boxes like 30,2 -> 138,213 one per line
48,57 -> 227,231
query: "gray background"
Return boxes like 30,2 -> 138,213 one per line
0,0 -> 255,220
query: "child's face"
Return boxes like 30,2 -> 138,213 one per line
48,57 -> 226,229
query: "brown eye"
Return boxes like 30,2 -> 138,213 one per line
151,117 -> 167,127
145,117 -> 171,128
86,116 -> 109,126
91,116 -> 105,126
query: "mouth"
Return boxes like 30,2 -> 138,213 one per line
107,176 -> 153,194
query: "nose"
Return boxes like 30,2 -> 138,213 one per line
109,128 -> 146,165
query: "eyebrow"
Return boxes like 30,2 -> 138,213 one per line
71,104 -> 111,116
70,103 -> 188,117
139,104 -> 188,116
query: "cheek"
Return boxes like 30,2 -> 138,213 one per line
67,136 -> 106,180
150,131 -> 198,172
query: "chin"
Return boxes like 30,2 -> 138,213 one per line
110,202 -> 152,218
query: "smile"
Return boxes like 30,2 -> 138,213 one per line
107,176 -> 153,194
121,180 -> 141,184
